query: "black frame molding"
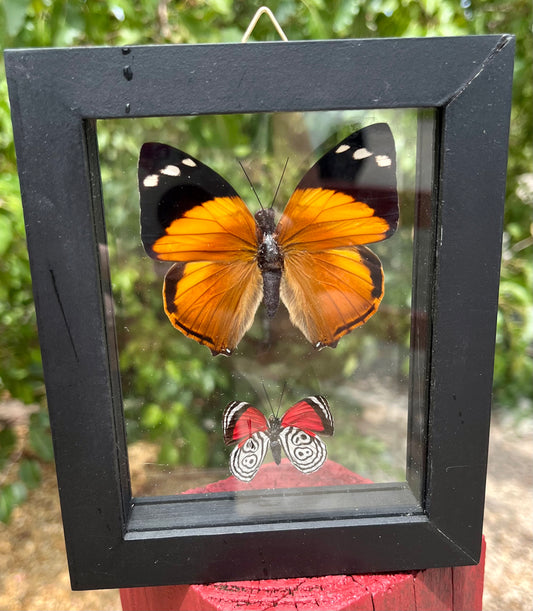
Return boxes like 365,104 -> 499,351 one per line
4,35 -> 514,589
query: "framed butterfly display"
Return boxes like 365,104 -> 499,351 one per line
138,123 -> 399,356
5,35 -> 514,588
133,112 -> 410,488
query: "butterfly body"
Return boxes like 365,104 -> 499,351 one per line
223,396 -> 334,482
255,208 -> 284,318
262,415 -> 283,465
139,123 -> 399,355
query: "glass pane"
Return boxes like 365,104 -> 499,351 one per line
98,109 -> 434,500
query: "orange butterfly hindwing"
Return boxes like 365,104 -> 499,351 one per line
138,124 -> 399,355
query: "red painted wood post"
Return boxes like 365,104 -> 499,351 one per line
120,461 -> 485,611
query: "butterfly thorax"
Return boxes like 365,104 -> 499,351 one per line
254,208 -> 277,234
267,415 -> 283,465
255,209 -> 283,319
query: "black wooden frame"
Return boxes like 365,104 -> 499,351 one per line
4,35 -> 514,589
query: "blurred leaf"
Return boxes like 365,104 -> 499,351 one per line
0,481 -> 27,523
28,411 -> 54,462
18,458 -> 41,489
141,403 -> 164,430
182,418 -> 209,468
158,439 -> 180,465
0,427 -> 17,469
2,0 -> 31,37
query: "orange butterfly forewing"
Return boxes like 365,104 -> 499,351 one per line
139,144 -> 263,355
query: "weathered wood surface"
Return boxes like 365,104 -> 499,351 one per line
120,461 -> 485,610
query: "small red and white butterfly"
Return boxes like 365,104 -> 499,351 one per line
222,396 -> 334,482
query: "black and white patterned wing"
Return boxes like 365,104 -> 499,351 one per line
279,427 -> 328,474
229,431 -> 269,482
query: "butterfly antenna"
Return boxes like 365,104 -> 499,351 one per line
276,381 -> 288,418
270,157 -> 289,209
261,381 -> 275,416
238,160 -> 264,210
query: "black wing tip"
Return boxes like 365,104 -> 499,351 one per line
139,141 -> 191,158
140,141 -> 164,154
139,142 -> 173,169
211,346 -> 233,357
357,122 -> 393,138
301,395 -> 334,436
303,394 -> 330,404
222,400 -> 240,445
139,142 -> 200,179
314,340 -> 339,350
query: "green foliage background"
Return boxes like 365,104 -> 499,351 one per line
0,0 -> 531,521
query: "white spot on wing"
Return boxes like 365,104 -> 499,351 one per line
353,147 -> 372,160
143,174 -> 159,187
375,154 -> 392,167
161,164 -> 180,176
335,144 -> 350,154
181,158 -> 197,167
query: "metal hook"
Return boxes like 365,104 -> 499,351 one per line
241,6 -> 289,43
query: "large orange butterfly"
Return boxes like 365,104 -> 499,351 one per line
139,123 -> 399,356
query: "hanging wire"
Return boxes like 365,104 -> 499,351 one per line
241,6 -> 289,42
